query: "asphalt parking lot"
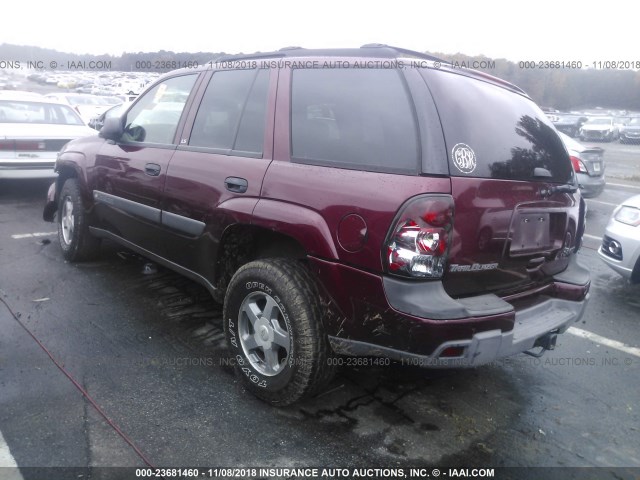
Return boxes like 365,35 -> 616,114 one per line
1,146 -> 640,479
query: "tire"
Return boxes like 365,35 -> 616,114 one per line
223,258 -> 335,406
57,178 -> 101,262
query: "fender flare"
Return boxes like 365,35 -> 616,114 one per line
251,198 -> 339,260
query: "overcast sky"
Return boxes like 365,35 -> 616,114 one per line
2,0 -> 634,62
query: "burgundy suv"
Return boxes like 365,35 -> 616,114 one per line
44,45 -> 590,405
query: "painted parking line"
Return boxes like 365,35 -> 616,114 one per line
582,233 -> 602,242
586,199 -> 618,207
568,327 -> 640,359
0,430 -> 23,479
10,232 -> 56,240
607,182 -> 640,191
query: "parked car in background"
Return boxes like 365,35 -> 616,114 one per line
579,117 -> 618,142
44,93 -> 114,124
614,116 -> 630,134
113,80 -> 146,96
553,114 -> 588,137
0,91 -> 95,178
599,195 -> 640,283
0,75 -> 19,90
559,132 -> 605,198
619,117 -> 640,144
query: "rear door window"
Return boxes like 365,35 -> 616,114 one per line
291,68 -> 419,174
188,69 -> 269,156
421,69 -> 572,184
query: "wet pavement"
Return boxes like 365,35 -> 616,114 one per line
0,174 -> 639,479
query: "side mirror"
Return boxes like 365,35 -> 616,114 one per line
99,116 -> 124,141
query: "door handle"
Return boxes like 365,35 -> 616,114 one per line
145,163 -> 161,176
225,177 -> 248,193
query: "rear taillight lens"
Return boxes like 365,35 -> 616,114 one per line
0,140 -> 48,151
570,155 -> 588,173
385,195 -> 454,279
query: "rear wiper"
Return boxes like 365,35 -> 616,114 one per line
550,184 -> 578,194
541,183 -> 579,197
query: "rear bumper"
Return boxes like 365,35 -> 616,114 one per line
313,254 -> 590,367
0,166 -> 57,179
330,294 -> 588,367
577,172 -> 605,198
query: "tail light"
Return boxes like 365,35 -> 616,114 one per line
570,155 -> 588,173
385,195 -> 454,279
0,140 -> 46,151
575,197 -> 586,253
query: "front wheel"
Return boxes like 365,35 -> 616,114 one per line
223,258 -> 335,406
57,178 -> 101,262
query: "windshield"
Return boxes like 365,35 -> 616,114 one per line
0,100 -> 85,125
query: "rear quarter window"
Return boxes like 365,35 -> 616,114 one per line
291,68 -> 419,174
421,69 -> 572,184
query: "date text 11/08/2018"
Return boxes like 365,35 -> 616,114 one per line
135,467 -> 496,478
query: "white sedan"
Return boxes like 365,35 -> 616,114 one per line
598,194 -> 640,283
0,91 -> 95,179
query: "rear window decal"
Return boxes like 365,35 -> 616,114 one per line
452,143 -> 477,174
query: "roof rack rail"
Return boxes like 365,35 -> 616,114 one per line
360,43 -> 448,64
360,44 -> 527,96
215,51 -> 287,63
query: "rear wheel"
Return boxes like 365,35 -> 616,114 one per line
223,258 -> 335,406
57,178 -> 101,262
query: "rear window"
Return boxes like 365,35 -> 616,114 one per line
189,69 -> 269,155
421,70 -> 572,183
0,100 -> 84,125
291,68 -> 419,174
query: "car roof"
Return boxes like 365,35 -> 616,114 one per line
0,95 -> 68,105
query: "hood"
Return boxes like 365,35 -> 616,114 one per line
582,124 -> 612,132
620,194 -> 640,209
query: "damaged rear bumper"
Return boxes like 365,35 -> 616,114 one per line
315,255 -> 590,367
329,293 -> 588,367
